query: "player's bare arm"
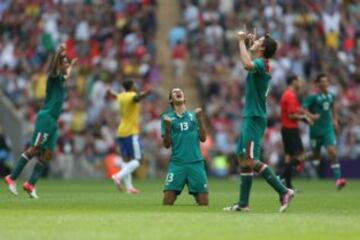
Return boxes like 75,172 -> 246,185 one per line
134,88 -> 152,102
48,44 -> 66,76
63,58 -> 77,80
238,31 -> 254,71
195,108 -> 207,142
332,101 -> 339,132
288,112 -> 314,125
163,117 -> 172,148
105,88 -> 118,99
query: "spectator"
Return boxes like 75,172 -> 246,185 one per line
168,22 -> 187,48
171,40 -> 187,84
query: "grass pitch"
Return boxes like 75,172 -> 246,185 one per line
0,178 -> 359,240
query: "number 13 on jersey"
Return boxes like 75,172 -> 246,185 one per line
180,122 -> 189,131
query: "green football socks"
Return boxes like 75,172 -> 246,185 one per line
239,167 -> 253,207
254,161 -> 288,195
10,154 -> 30,180
330,163 -> 341,180
28,161 -> 46,185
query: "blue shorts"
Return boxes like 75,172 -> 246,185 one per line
117,135 -> 142,159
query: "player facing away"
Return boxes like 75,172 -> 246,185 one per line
302,74 -> 346,190
107,80 -> 151,193
279,75 -> 317,190
161,88 -> 208,206
224,30 -> 294,213
4,45 -> 77,199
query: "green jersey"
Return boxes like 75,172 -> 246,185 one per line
242,58 -> 271,118
42,74 -> 67,119
161,110 -> 203,164
302,92 -> 335,135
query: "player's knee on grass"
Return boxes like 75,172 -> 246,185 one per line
163,191 -> 177,205
195,193 -> 208,206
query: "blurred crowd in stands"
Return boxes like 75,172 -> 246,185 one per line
176,0 -> 360,176
0,0 -> 169,178
1,0 -> 360,179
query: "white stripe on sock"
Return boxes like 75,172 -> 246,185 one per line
240,173 -> 254,176
331,164 -> 340,168
259,164 -> 267,173
22,153 -> 30,161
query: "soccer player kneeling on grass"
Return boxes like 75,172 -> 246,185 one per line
4,44 -> 77,199
223,29 -> 294,213
161,88 -> 209,206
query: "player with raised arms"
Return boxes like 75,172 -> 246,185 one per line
161,88 -> 208,206
5,44 -> 77,199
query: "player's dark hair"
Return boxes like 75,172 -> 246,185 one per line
168,89 -> 174,108
263,34 -> 277,59
287,74 -> 298,86
315,73 -> 327,83
123,80 -> 134,91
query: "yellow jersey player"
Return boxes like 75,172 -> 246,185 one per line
107,80 -> 151,193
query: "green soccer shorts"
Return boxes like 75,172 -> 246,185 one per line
164,161 -> 208,195
236,117 -> 266,160
310,129 -> 336,153
31,111 -> 58,151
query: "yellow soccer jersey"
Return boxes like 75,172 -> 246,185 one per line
116,92 -> 140,137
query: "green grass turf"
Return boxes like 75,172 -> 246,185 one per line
0,178 -> 359,240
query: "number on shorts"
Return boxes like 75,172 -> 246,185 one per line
41,133 -> 49,144
165,173 -> 174,183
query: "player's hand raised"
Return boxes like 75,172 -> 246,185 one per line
246,28 -> 256,46
58,43 -> 66,53
164,117 -> 171,126
164,116 -> 172,127
237,31 -> 247,41
195,108 -> 203,119
70,58 -> 77,66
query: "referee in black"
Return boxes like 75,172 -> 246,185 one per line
279,75 -> 313,189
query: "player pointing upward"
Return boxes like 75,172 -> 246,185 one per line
5,44 -> 77,199
224,29 -> 294,212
